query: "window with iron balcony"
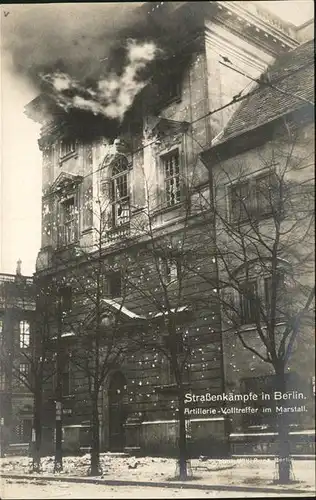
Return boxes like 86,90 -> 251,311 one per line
161,149 -> 181,208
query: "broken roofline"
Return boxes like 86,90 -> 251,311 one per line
150,305 -> 190,318
93,299 -> 190,322
101,298 -> 146,320
50,303 -> 191,338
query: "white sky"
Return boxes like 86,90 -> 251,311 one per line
0,0 -> 314,276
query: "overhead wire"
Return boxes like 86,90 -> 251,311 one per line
42,59 -> 314,186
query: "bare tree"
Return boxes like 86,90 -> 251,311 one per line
123,177 -> 220,480
47,188 -> 135,476
0,275 -> 55,472
195,116 -> 315,483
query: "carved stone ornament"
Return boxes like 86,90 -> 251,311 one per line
143,117 -> 190,151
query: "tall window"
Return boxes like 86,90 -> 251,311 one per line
0,368 -> 5,390
0,319 -> 3,342
62,361 -> 71,397
162,149 -> 181,207
157,69 -> 182,108
239,280 -> 258,325
264,272 -> 285,314
256,172 -> 278,216
60,286 -> 72,312
160,257 -> 181,285
108,271 -> 122,298
164,331 -> 184,355
230,181 -> 251,221
59,197 -> 78,246
19,320 -> 30,348
19,363 -> 30,385
60,139 -> 77,159
111,158 -> 130,227
15,419 -> 32,443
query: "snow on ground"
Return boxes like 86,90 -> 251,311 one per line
1,478 -> 310,499
0,454 -> 315,491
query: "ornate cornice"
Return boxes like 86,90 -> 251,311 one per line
205,22 -> 273,73
210,1 -> 299,56
49,171 -> 83,195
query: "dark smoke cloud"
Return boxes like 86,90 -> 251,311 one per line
2,3 -> 148,84
3,2 -> 204,132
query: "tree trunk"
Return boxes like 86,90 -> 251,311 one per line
275,364 -> 292,484
90,393 -> 101,476
177,386 -> 188,480
31,388 -> 42,472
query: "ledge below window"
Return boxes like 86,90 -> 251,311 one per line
154,383 -> 190,394
151,201 -> 184,218
235,321 -> 286,333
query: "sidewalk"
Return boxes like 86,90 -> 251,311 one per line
1,455 -> 315,495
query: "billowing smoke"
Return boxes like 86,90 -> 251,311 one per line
2,3 -> 165,124
3,3 -> 202,129
40,39 -> 160,121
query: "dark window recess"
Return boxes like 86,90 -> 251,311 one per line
264,273 -> 285,312
230,172 -> 279,223
60,139 -> 77,158
60,286 -> 72,311
230,181 -> 251,222
239,280 -> 258,325
255,172 -> 279,216
109,271 -> 122,298
158,72 -> 182,106
164,331 -> 184,355
62,368 -> 70,397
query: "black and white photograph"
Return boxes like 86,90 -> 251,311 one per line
0,1 -> 315,498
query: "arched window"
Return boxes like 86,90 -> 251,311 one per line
110,157 -> 130,227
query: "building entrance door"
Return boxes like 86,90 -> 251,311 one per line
108,372 -> 127,452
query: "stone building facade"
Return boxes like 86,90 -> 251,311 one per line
25,1 -> 313,455
0,267 -> 36,453
201,39 -> 315,454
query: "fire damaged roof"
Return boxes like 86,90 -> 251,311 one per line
101,298 -> 146,321
220,39 -> 314,143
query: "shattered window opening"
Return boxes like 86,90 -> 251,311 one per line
111,158 -> 130,227
162,149 -> 181,207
